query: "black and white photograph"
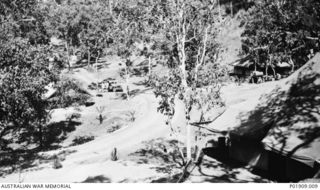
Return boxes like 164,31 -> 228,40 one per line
0,0 -> 320,186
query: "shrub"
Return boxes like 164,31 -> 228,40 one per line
86,66 -> 96,73
66,113 -> 81,123
107,123 -> 121,133
110,148 -> 118,161
127,111 -> 136,122
52,155 -> 62,169
49,78 -> 91,109
71,135 -> 95,146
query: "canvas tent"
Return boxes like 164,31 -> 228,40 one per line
205,53 -> 320,182
233,54 -> 320,181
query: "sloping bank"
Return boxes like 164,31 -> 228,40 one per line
205,53 -> 320,182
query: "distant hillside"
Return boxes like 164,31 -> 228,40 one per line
216,17 -> 244,67
215,1 -> 253,68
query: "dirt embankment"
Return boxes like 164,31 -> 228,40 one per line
217,53 -> 320,160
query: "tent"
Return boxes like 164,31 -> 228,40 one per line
204,53 -> 320,182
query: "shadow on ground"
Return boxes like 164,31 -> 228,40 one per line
129,138 -> 186,168
0,119 -> 80,177
128,138 -> 187,182
0,149 -> 77,178
43,120 -> 81,150
233,59 -> 320,156
81,175 -> 111,183
133,79 -> 152,87
216,57 -> 320,182
118,88 -> 151,100
194,156 -> 269,183
129,138 -> 268,183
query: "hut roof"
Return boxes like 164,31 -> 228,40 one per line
233,59 -> 254,68
276,62 -> 291,68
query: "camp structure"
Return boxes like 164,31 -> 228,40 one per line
204,53 -> 320,182
230,56 -> 294,83
274,62 -> 292,76
203,135 -> 319,182
230,59 -> 256,78
229,57 -> 266,83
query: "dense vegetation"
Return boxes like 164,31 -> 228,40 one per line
0,0 -> 55,150
242,0 -> 320,73
0,0 -> 319,163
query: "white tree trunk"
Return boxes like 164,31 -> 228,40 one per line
179,16 -> 192,161
289,57 -> 295,72
87,49 -> 91,67
95,52 -> 100,72
186,121 -> 192,161
125,66 -> 130,101
271,66 -> 276,77
174,4 -> 192,160
218,0 -> 222,21
195,26 -> 209,83
65,42 -> 71,71
175,0 -> 210,162
148,56 -> 152,76
109,0 -> 113,15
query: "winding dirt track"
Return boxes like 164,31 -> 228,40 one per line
0,91 -> 171,183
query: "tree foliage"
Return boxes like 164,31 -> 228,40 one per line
0,0 -> 56,150
78,0 -> 113,65
110,0 -> 152,99
242,0 -> 320,72
50,78 -> 90,109
0,0 -> 49,44
0,39 -> 56,149
43,0 -> 115,69
146,0 -> 225,161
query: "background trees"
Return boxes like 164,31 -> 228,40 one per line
101,0 -> 226,162
43,0 -> 114,70
0,0 -> 49,44
2,0 -> 317,161
43,0 -> 82,70
0,39 -> 56,150
78,0 -> 114,67
242,0 -> 320,73
110,0 -> 150,100
0,0 -> 56,150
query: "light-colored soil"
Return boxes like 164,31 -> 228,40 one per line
0,58 -> 277,183
2,53 -> 318,183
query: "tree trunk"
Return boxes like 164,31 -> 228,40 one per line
125,66 -> 130,101
218,0 -> 222,21
87,49 -> 91,67
65,42 -> 71,71
271,66 -> 276,77
109,0 -> 113,15
148,56 -> 152,76
289,57 -> 295,72
38,124 -> 43,150
186,118 -> 192,161
265,62 -> 269,76
96,52 -> 100,72
195,26 -> 209,84
178,20 -> 192,161
268,55 -> 276,77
